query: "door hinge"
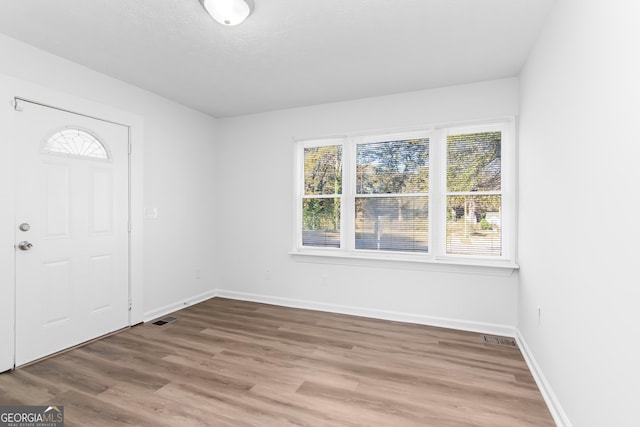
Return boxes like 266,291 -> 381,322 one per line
128,300 -> 133,311
128,141 -> 132,154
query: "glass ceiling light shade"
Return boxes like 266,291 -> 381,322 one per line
200,0 -> 255,26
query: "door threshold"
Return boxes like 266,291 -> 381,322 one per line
15,325 -> 133,370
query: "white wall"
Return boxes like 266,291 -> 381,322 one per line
519,1 -> 640,426
0,34 -> 219,370
215,79 -> 520,331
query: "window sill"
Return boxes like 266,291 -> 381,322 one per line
289,250 -> 519,277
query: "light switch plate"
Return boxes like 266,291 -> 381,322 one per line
144,207 -> 159,219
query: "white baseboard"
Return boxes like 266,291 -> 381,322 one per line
515,330 -> 571,427
143,289 -> 217,322
215,289 -> 516,338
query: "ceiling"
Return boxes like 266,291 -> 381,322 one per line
0,0 -> 555,118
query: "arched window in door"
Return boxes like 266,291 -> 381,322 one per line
42,128 -> 110,160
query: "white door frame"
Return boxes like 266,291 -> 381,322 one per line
0,81 -> 144,371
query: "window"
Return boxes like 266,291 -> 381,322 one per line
42,128 -> 109,160
356,137 -> 429,252
446,129 -> 502,256
294,119 -> 515,267
302,142 -> 342,248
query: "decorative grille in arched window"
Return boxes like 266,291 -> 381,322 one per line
42,129 -> 109,159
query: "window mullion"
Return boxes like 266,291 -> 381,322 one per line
343,137 -> 356,251
430,128 -> 445,258
501,122 -> 514,261
294,142 -> 303,250
445,190 -> 502,197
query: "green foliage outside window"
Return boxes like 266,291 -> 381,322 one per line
303,145 -> 342,236
357,139 -> 429,195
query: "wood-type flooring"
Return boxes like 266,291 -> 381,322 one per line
0,298 -> 555,426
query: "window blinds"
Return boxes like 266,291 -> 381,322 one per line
446,131 -> 502,256
356,138 -> 429,252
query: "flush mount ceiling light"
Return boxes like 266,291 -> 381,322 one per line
199,0 -> 255,26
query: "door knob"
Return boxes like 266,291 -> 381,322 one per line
17,241 -> 33,251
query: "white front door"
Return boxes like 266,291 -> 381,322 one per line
14,101 -> 130,366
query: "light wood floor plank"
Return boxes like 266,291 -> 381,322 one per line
0,298 -> 555,426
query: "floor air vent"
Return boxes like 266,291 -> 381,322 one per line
151,316 -> 178,326
483,335 -> 517,348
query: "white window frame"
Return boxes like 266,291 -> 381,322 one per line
349,130 -> 432,257
292,118 -> 518,271
295,137 -> 346,252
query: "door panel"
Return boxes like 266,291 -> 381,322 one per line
91,168 -> 114,233
43,164 -> 71,237
14,102 -> 129,366
40,259 -> 71,327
